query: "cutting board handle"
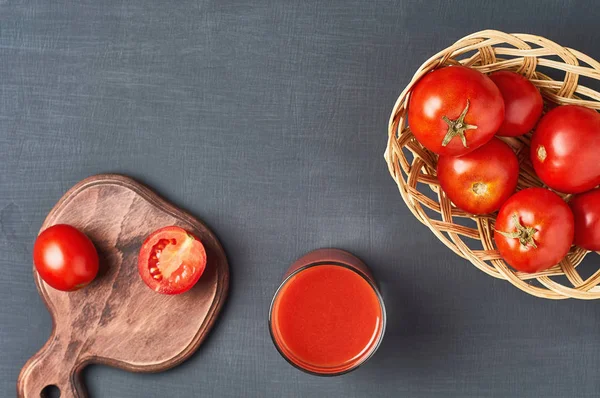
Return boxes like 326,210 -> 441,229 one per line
17,333 -> 87,398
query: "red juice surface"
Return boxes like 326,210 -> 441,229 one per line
270,264 -> 383,373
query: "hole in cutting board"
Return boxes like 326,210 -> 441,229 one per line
40,385 -> 60,398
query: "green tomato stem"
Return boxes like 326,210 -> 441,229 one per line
441,100 -> 478,147
496,213 -> 538,249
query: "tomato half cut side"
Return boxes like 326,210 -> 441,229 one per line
138,226 -> 207,295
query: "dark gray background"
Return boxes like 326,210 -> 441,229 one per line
2,0 -> 600,397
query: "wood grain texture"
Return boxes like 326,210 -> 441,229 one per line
17,174 -> 229,398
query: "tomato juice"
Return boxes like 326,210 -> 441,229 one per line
269,249 -> 385,375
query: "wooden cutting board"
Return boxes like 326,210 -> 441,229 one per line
17,174 -> 230,398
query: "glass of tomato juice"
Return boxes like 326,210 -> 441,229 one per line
269,249 -> 386,376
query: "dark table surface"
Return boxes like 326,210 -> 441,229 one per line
3,0 -> 600,397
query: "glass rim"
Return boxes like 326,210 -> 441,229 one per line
268,260 -> 387,377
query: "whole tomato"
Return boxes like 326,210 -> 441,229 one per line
531,105 -> 600,194
33,224 -> 99,291
489,71 -> 543,137
494,188 -> 574,273
569,188 -> 600,251
408,65 -> 505,156
437,138 -> 519,214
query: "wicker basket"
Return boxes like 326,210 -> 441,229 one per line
385,30 -> 600,300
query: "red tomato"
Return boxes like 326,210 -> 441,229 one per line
489,71 -> 543,137
408,65 -> 505,156
33,224 -> 99,291
494,188 -> 574,273
437,138 -> 519,214
531,105 -> 600,194
138,226 -> 207,295
569,188 -> 600,251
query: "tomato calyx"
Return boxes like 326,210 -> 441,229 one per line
441,100 -> 478,147
496,213 -> 538,248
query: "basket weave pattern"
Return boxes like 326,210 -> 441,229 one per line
385,30 -> 600,300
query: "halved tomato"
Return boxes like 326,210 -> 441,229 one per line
138,226 -> 207,295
